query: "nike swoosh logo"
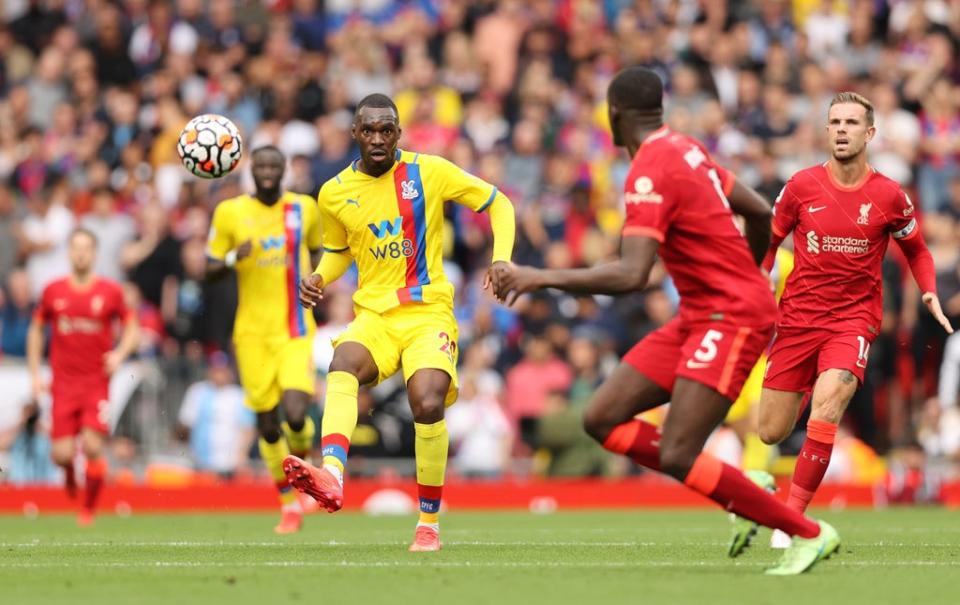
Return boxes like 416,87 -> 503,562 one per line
808,206 -> 826,213
685,359 -> 711,369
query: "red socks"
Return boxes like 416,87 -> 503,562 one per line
685,454 -> 820,539
63,463 -> 77,499
787,419 -> 838,513
602,420 -> 662,471
84,458 -> 107,513
602,420 -> 819,539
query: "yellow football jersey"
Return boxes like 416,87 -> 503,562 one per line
207,192 -> 321,341
318,150 -> 498,313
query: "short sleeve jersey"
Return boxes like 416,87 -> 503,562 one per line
318,150 -> 499,313
34,277 -> 130,381
621,127 -> 777,326
207,192 -> 321,341
770,163 -> 918,333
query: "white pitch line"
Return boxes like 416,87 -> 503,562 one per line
1,560 -> 958,570
0,541 -> 703,548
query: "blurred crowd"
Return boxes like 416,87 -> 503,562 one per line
1,0 -> 959,496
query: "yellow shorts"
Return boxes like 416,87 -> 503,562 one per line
334,303 -> 459,405
235,336 -> 315,412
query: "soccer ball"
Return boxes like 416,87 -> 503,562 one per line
177,114 -> 243,179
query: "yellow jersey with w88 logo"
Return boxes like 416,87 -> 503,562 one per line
207,191 -> 321,341
318,150 -> 498,313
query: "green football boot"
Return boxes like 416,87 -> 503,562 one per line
765,520 -> 840,575
727,470 -> 776,558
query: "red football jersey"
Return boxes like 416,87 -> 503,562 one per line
771,163 -> 917,333
34,277 -> 131,381
621,126 -> 777,325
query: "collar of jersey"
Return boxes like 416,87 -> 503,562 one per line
641,125 -> 671,147
351,150 -> 403,176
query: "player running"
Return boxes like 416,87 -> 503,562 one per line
498,67 -> 839,575
286,93 -> 515,552
27,228 -> 139,526
206,146 -> 322,534
754,92 -> 953,548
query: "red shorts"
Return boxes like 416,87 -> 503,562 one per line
623,317 -> 774,400
762,326 -> 874,393
51,379 -> 110,439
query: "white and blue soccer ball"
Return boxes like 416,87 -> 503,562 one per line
177,114 -> 243,179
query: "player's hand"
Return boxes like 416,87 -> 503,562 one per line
236,239 -> 253,261
499,264 -> 545,307
483,261 -> 512,302
299,274 -> 324,308
922,292 -> 954,334
760,268 -> 775,295
31,373 -> 47,403
103,350 -> 124,375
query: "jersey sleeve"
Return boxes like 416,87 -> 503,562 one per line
889,188 -> 919,240
621,165 -> 678,242
433,156 -> 499,212
206,202 -> 235,260
303,196 -> 323,251
317,185 -> 350,253
32,285 -> 52,324
771,179 -> 800,239
111,282 -> 133,322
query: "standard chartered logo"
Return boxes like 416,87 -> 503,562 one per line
807,230 -> 868,255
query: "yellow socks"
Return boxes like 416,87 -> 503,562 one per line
259,436 -> 296,506
320,371 -> 359,480
414,419 -> 448,526
283,416 -> 316,459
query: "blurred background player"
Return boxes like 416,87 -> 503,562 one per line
757,92 -> 954,548
26,228 -> 139,526
206,146 -> 321,534
289,93 -> 516,552
498,67 -> 838,575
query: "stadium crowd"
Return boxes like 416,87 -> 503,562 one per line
1,0 -> 959,494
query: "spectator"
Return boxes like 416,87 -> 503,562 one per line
18,177 -> 74,299
446,370 -> 512,478
80,187 -> 137,282
0,270 -> 33,358
505,333 -> 573,424
0,186 -> 22,284
176,351 -> 254,478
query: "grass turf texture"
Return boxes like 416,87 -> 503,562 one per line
1,509 -> 958,605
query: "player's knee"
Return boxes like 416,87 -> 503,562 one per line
758,422 -> 790,445
658,446 -> 697,481
257,415 -> 282,443
411,391 -> 445,424
51,448 -> 72,467
582,407 -> 610,444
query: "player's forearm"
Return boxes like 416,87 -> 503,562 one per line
897,233 -> 937,294
487,193 -> 516,263
205,258 -> 231,281
743,215 -> 772,266
761,231 -> 786,272
115,320 -> 140,361
26,321 -> 44,379
313,250 -> 353,286
538,260 -> 648,295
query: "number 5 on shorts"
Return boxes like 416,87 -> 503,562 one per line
687,329 -> 724,369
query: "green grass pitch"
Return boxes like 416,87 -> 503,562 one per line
1,509 -> 958,605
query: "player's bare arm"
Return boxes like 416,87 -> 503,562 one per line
104,316 -> 140,375
499,235 -> 659,304
26,316 -> 46,401
726,180 -> 773,266
205,239 -> 252,281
